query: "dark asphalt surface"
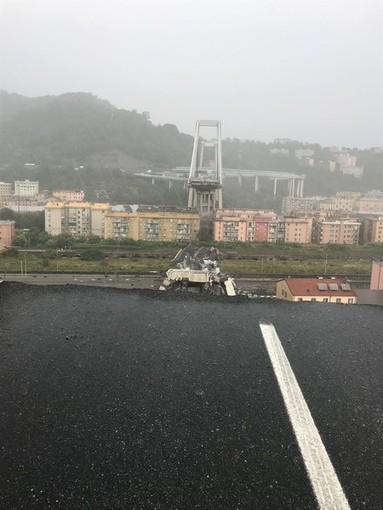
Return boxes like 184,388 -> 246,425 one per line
0,282 -> 382,509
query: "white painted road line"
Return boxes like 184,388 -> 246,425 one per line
259,323 -> 351,510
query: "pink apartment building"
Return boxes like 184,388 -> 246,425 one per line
0,220 -> 16,248
52,190 -> 85,202
284,217 -> 313,244
214,209 -> 277,242
314,219 -> 361,244
370,261 -> 383,290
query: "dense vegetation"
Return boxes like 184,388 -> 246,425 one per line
1,208 -> 380,278
0,247 -> 375,278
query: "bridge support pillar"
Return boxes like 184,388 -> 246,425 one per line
299,179 -> 304,197
273,178 -> 278,196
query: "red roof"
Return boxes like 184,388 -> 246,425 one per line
283,277 -> 356,297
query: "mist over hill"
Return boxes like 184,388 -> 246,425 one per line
0,91 -> 381,208
0,91 -> 193,169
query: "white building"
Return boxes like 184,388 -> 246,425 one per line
295,148 -> 315,159
340,166 -> 364,178
14,180 -> 39,197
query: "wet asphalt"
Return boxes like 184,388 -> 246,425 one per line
0,282 -> 382,509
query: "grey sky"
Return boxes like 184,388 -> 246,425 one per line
1,0 -> 382,148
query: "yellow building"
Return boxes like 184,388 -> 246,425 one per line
45,202 -> 110,237
0,182 -> 12,196
276,278 -> 357,304
104,210 -> 200,242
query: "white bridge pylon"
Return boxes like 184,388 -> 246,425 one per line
187,120 -> 223,213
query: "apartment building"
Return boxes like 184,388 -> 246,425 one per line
276,277 -> 357,304
14,180 -> 39,197
357,197 -> 383,214
45,202 -> 110,237
313,218 -> 361,244
340,166 -> 364,178
52,190 -> 85,202
363,217 -> 383,243
0,220 -> 16,248
283,192 -> 383,218
318,193 -> 359,212
340,166 -> 364,179
282,197 -> 321,215
294,148 -> 315,159
328,161 -> 337,172
337,154 -> 356,167
214,209 -> 314,244
331,192 -> 360,211
284,217 -> 313,244
213,209 -> 277,242
267,219 -> 286,243
0,197 -> 41,208
370,261 -> 383,290
0,182 -> 12,196
104,209 -> 200,242
270,148 -> 289,155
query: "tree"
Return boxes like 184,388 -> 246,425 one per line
0,208 -> 16,221
13,230 -> 29,247
53,233 -> 76,249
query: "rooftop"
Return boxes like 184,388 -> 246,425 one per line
283,277 -> 356,297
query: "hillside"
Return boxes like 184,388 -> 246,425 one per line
0,91 -> 193,169
0,91 -> 381,207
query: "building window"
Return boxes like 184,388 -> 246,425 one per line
336,298 -> 341,303
311,298 -> 316,302
323,298 -> 328,302
348,298 -> 354,304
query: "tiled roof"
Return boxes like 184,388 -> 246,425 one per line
284,277 -> 356,297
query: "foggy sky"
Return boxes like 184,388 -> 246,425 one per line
1,0 -> 382,148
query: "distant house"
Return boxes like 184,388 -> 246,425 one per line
276,277 -> 357,304
52,190 -> 85,202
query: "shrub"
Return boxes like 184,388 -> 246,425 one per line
79,249 -> 104,261
5,247 -> 18,257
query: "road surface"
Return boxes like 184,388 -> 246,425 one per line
0,282 -> 382,509
0,273 -> 161,289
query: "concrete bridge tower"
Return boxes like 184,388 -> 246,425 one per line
187,120 -> 223,239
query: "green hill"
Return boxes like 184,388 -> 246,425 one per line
0,91 -> 381,208
0,91 -> 193,169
